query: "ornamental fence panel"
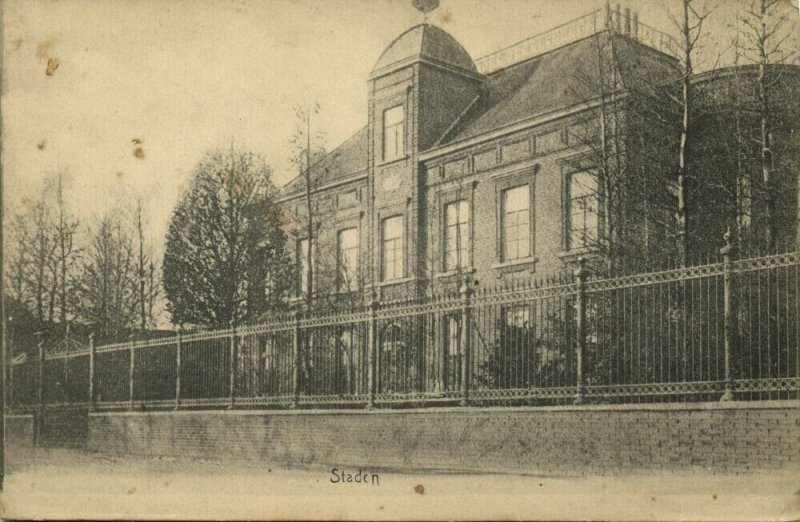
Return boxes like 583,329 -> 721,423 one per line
469,273 -> 578,404
6,250 -> 799,414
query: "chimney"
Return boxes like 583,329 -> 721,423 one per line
624,7 -> 631,35
632,11 -> 639,38
605,2 -> 612,31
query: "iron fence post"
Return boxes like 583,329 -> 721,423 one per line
228,321 -> 237,409
35,332 -> 44,447
175,328 -> 182,411
720,233 -> 737,402
574,257 -> 588,405
88,333 -> 96,412
128,333 -> 136,411
292,311 -> 302,409
460,277 -> 473,407
367,296 -> 379,409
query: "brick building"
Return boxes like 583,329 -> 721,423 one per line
278,7 -> 800,306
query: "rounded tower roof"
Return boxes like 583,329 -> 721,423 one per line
371,24 -> 476,77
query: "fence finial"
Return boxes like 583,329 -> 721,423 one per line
460,274 -> 472,298
721,226 -> 736,258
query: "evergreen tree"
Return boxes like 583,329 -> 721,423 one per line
163,148 -> 292,329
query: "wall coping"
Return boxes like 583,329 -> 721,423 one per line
88,400 -> 800,418
4,414 -> 35,419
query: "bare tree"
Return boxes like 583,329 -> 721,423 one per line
736,0 -> 799,251
563,11 -> 680,273
74,215 -> 139,341
50,173 -> 80,325
29,194 -> 57,322
5,213 -> 32,305
4,174 -> 80,327
670,0 -> 713,264
134,198 -> 160,330
730,36 -> 754,250
565,23 -> 626,272
289,104 -> 327,308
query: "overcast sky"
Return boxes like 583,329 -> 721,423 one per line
3,0 -> 795,249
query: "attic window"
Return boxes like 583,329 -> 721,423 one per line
383,105 -> 404,162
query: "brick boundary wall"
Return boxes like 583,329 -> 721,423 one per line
39,409 -> 89,448
4,410 -> 88,449
5,414 -> 34,448
86,401 -> 800,476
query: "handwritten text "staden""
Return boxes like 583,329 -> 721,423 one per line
330,468 -> 380,486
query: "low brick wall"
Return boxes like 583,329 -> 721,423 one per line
88,401 -> 800,475
5,414 -> 34,447
40,409 -> 88,448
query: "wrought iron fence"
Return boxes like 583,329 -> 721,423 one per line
7,249 -> 799,414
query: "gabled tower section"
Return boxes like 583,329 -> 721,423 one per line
366,24 -> 483,298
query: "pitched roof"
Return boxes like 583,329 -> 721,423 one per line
280,126 -> 368,197
371,23 -> 476,78
436,33 -> 677,147
280,32 -> 677,195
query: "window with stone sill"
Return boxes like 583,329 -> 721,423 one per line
381,215 -> 403,281
567,171 -> 599,251
501,184 -> 531,262
444,200 -> 470,271
337,227 -> 359,292
383,105 -> 404,162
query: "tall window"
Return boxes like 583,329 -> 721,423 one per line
444,200 -> 470,271
568,171 -> 599,250
502,185 -> 531,261
381,216 -> 403,281
337,228 -> 359,291
296,238 -> 311,295
383,105 -> 404,162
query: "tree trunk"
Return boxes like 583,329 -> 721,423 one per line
36,242 -> 46,322
304,115 -> 314,309
47,272 -> 57,323
757,0 -> 775,252
676,0 -> 692,266
137,204 -> 147,330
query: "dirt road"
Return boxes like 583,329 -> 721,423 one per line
2,446 -> 798,520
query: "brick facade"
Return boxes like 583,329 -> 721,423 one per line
277,22 -> 800,306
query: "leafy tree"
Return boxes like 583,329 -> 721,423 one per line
163,147 -> 292,329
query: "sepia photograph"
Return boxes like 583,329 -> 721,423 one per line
1,0 -> 799,519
